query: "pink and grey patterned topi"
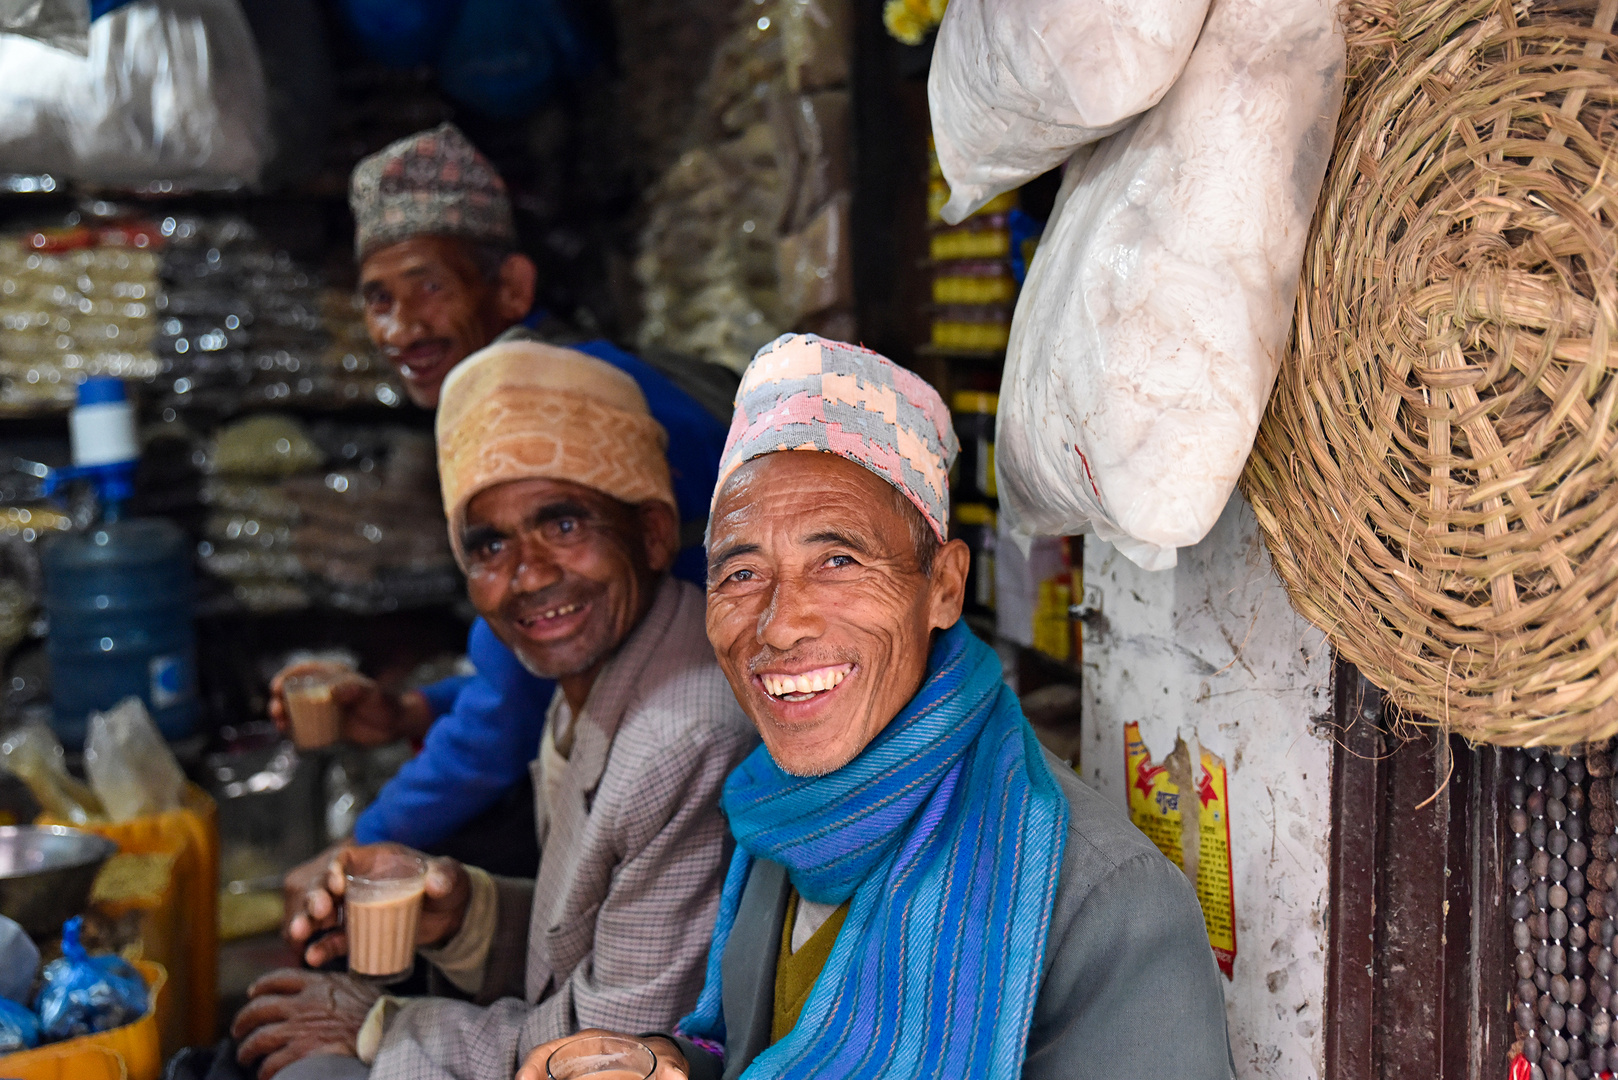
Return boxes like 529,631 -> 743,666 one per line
349,123 -> 517,260
714,333 -> 959,540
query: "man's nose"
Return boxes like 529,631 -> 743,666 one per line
756,573 -> 823,651
511,534 -> 563,594
377,298 -> 427,349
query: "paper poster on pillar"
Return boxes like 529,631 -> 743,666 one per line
1124,721 -> 1237,978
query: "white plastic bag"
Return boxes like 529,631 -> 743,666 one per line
84,696 -> 185,821
928,0 -> 1211,223
995,0 -> 1345,570
0,0 -> 270,188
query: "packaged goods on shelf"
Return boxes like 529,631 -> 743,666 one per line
635,0 -> 855,372
156,217 -> 404,413
197,417 -> 455,613
0,233 -> 162,413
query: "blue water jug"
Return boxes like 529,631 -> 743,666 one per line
41,518 -> 198,747
40,378 -> 198,748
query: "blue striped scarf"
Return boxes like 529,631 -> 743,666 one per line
679,619 -> 1070,1078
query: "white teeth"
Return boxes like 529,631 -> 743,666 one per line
529,602 -> 580,622
761,665 -> 850,698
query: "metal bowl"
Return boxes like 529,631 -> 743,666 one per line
0,825 -> 118,935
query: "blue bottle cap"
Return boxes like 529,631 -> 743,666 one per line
77,377 -> 127,406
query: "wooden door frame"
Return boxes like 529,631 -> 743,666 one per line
1325,659 -> 1512,1080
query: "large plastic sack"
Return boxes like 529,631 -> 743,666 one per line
928,0 -> 1211,223
0,0 -> 271,189
1,0 -> 90,54
34,917 -> 148,1041
995,0 -> 1345,570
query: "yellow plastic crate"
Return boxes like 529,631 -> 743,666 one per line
0,960 -> 164,1080
42,785 -> 218,1048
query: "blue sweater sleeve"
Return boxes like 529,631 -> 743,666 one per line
417,675 -> 472,719
574,339 -> 727,587
352,620 -> 554,847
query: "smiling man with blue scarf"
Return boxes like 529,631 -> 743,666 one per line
517,334 -> 1235,1080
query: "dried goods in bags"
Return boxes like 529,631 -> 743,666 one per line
995,0 -> 1345,569
929,0 -> 1212,223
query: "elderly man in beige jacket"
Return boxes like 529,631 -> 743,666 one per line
230,341 -> 757,1080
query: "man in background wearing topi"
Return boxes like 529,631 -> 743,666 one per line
233,341 -> 756,1080
517,334 -> 1236,1080
267,123 -> 730,879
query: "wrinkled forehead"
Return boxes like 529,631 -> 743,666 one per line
709,451 -> 910,545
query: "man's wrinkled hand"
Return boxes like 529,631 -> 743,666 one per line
515,1030 -> 689,1080
268,662 -> 430,747
231,969 -> 381,1080
285,842 -> 471,968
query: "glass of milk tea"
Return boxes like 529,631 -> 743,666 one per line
284,671 -> 346,750
546,1035 -> 657,1079
344,851 -> 427,980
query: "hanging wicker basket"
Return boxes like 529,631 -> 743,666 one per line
1243,0 -> 1618,745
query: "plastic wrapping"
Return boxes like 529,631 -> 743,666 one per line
994,0 -> 1344,570
0,722 -> 105,824
0,0 -> 90,55
776,192 -> 852,323
928,0 -> 1211,223
34,917 -> 148,1042
0,996 -> 42,1052
0,0 -> 271,189
84,697 -> 185,821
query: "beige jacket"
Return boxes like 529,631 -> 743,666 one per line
370,578 -> 757,1080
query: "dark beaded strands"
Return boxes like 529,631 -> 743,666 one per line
1511,745 -> 1617,1080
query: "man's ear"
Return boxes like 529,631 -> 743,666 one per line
927,538 -> 971,632
494,254 -> 538,323
637,501 -> 681,575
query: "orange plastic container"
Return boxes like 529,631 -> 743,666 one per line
0,960 -> 164,1080
0,1044 -> 127,1080
42,784 -> 218,1047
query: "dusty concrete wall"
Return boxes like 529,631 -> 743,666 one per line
1079,491 -> 1333,1079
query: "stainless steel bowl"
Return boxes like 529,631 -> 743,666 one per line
0,825 -> 118,935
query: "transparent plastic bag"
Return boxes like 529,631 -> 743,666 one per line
995,0 -> 1344,570
0,721 -> 105,825
928,0 -> 1211,223
34,916 -> 148,1041
0,0 -> 90,55
0,0 -> 271,189
83,697 -> 184,821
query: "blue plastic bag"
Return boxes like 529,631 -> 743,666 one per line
341,0 -> 466,68
438,0 -> 594,117
0,997 -> 40,1053
33,918 -> 148,1042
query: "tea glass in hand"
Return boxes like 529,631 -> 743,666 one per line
344,851 -> 427,980
284,671 -> 347,750
546,1035 -> 657,1080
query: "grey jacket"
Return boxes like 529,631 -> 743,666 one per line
372,578 -> 759,1080
675,749 -> 1236,1080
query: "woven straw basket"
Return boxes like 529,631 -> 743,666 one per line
1243,0 -> 1618,745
